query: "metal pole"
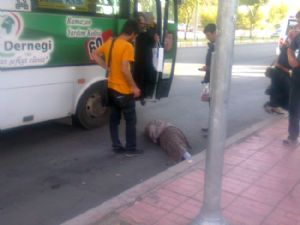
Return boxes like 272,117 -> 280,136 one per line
190,0 -> 237,224
193,1 -> 199,41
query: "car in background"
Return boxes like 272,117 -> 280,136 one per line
276,16 -> 298,55
271,27 -> 281,38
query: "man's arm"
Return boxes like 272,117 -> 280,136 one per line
287,48 -> 300,68
92,50 -> 107,70
288,33 -> 300,68
121,60 -> 140,97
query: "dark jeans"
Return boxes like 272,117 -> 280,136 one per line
108,90 -> 137,149
288,68 -> 300,140
269,68 -> 290,110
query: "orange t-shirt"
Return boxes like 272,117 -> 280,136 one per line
98,38 -> 134,94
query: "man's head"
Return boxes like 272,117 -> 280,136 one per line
121,19 -> 140,41
203,23 -> 216,42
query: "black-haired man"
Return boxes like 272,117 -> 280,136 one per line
200,23 -> 217,83
199,23 -> 216,134
93,19 -> 142,154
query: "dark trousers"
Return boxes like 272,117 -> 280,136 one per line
109,91 -> 137,149
134,63 -> 157,99
288,68 -> 300,140
269,68 -> 290,110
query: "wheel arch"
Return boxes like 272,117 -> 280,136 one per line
73,77 -> 106,115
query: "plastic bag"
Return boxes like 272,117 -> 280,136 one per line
201,84 -> 210,102
152,44 -> 164,72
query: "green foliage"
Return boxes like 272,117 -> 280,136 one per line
178,0 -> 283,39
138,1 -> 155,12
239,0 -> 268,6
236,10 -> 250,30
199,6 -> 217,27
268,3 -> 288,27
178,0 -> 218,25
178,0 -> 195,24
198,0 -> 218,6
238,0 -> 269,37
178,0 -> 196,39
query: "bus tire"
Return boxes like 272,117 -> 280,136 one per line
73,81 -> 109,129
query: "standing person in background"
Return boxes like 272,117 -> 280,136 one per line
284,11 -> 300,146
263,35 -> 293,114
199,23 -> 216,135
200,23 -> 217,84
134,13 -> 159,105
92,19 -> 142,154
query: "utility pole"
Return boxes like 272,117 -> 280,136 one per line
190,0 -> 237,224
193,0 -> 200,40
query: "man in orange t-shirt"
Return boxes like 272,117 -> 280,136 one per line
92,19 -> 142,154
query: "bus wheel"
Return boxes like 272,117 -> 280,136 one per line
73,82 -> 109,129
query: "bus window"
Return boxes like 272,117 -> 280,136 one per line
136,0 -> 158,21
33,0 -> 120,16
0,0 -> 32,11
95,0 -> 119,15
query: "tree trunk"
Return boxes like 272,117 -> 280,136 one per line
184,17 -> 189,40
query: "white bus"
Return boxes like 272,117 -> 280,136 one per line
0,0 -> 179,130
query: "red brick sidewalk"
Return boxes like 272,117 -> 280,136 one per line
62,118 -> 300,225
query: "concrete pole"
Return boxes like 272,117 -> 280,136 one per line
190,0 -> 237,224
193,0 -> 200,41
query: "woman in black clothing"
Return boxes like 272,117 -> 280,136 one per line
133,14 -> 158,105
264,41 -> 291,114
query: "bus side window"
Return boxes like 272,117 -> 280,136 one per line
94,0 -> 119,15
31,0 -> 120,16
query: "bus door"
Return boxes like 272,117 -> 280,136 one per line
155,0 -> 178,99
132,0 -> 178,99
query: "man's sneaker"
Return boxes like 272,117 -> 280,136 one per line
283,138 -> 299,146
112,146 -> 126,154
125,148 -> 143,156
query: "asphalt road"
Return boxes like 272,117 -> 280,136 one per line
0,42 -> 277,225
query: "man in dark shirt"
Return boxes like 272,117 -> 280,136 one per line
200,23 -> 216,83
284,12 -> 300,145
199,24 -> 216,134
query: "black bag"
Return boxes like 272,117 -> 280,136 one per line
108,89 -> 133,108
100,79 -> 110,107
265,66 -> 276,78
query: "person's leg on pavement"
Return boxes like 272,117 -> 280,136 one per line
278,72 -> 291,110
202,100 -> 210,136
109,101 -> 123,152
269,70 -> 280,107
285,70 -> 300,144
266,69 -> 285,114
122,99 -> 142,154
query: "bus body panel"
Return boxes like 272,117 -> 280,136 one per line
0,82 -> 73,129
0,65 -> 105,130
0,9 -> 114,130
